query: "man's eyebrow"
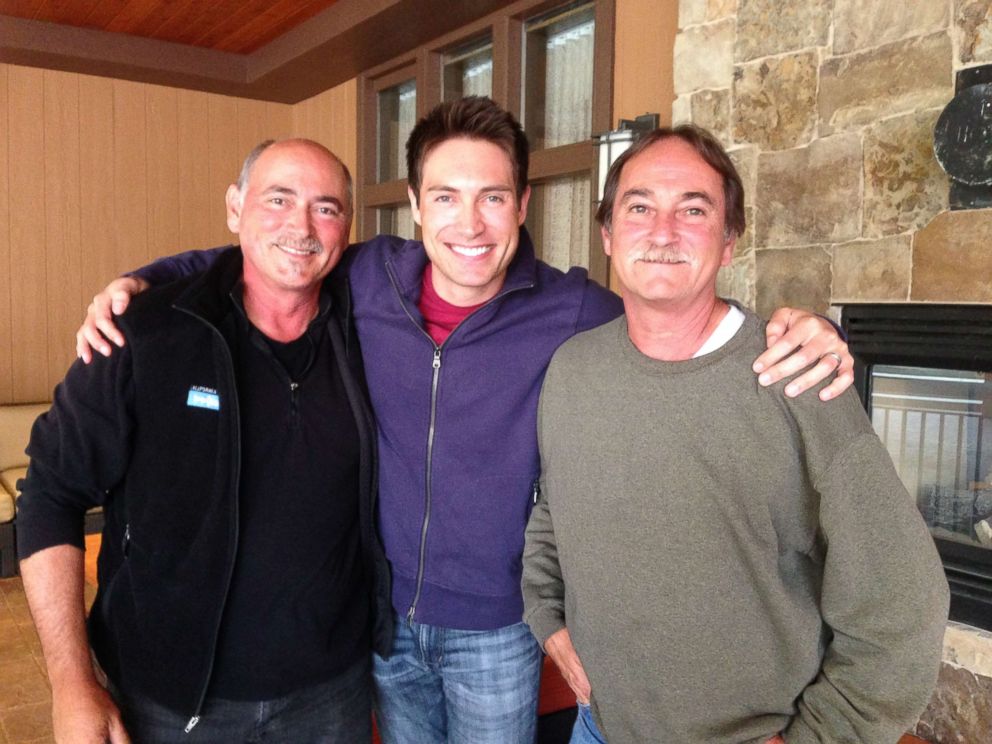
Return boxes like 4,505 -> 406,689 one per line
619,187 -> 652,203
263,185 -> 296,196
425,185 -> 515,193
681,190 -> 716,206
263,185 -> 344,209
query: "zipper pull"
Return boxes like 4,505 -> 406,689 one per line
185,716 -> 200,733
432,348 -> 441,370
121,524 -> 130,556
290,382 -> 299,392
532,479 -> 541,505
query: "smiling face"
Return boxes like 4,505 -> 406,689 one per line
409,137 -> 530,307
227,140 -> 352,300
603,137 -> 736,314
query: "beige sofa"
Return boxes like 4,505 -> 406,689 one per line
0,403 -> 103,577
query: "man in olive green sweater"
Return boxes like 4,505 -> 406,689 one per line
521,126 -> 949,744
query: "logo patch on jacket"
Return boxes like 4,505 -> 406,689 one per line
186,386 -> 220,411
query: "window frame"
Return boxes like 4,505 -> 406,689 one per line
356,0 -> 615,285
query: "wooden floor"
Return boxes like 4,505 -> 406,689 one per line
0,537 -> 98,744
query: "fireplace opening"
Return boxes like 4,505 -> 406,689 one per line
842,304 -> 992,631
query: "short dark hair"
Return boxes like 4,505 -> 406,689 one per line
406,96 -> 529,204
595,125 -> 745,239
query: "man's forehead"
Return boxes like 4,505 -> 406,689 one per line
423,138 -> 514,176
621,139 -> 724,197
249,145 -> 344,189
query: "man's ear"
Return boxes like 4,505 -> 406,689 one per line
408,186 -> 423,226
516,185 -> 532,226
720,233 -> 737,267
601,225 -> 613,257
226,185 -> 243,234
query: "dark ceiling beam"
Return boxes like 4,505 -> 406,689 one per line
0,0 -> 516,104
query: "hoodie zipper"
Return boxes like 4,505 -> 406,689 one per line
386,263 -> 534,623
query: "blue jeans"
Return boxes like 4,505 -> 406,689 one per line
109,655 -> 371,742
569,702 -> 607,744
372,613 -> 542,744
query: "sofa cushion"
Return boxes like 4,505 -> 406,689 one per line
0,403 -> 49,470
0,467 -> 18,522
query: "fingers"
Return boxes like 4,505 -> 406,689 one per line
75,280 -> 139,362
753,311 -> 855,398
763,306 -> 794,349
75,329 -> 93,365
107,714 -> 132,744
780,354 -> 842,398
816,366 -> 855,401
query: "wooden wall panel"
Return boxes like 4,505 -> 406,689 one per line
291,79 -> 359,242
78,75 -> 117,328
237,97 -> 293,157
177,90 -> 213,250
112,80 -> 149,270
206,94 -> 240,247
146,86 -> 181,264
43,71 -> 83,383
0,65 -> 12,402
7,65 -> 49,402
0,64 -> 303,404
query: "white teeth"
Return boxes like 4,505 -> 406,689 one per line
277,244 -> 318,256
451,244 -> 493,257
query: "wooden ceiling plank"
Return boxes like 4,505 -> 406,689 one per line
221,0 -> 335,54
143,0 -> 225,45
172,0 -> 262,47
187,0 -> 280,51
216,0 -> 333,54
130,0 -> 199,39
104,0 -> 164,35
30,0 -> 91,25
0,0 -> 45,20
77,0 -> 129,28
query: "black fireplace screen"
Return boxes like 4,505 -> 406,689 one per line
843,304 -> 992,631
870,365 -> 991,549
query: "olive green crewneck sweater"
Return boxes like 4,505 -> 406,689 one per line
522,311 -> 948,744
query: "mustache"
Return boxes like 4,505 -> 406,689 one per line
630,245 -> 692,263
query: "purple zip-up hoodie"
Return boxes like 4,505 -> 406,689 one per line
351,231 -> 622,629
134,228 -> 623,630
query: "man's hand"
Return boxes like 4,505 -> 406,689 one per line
765,735 -> 785,744
752,307 -> 853,400
544,628 -> 591,705
75,277 -> 149,363
52,680 -> 131,744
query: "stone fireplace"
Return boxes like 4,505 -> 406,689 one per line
673,1 -> 992,740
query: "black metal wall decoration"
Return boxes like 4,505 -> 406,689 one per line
933,64 -> 992,210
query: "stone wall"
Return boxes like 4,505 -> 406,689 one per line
673,2 -> 992,741
673,0 -> 992,318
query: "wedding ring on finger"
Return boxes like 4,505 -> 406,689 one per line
821,351 -> 843,366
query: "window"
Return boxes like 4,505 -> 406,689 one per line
377,79 -> 417,184
523,2 -> 596,149
443,38 -> 494,101
358,0 -> 614,283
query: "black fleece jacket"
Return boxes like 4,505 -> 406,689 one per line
17,249 -> 393,718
